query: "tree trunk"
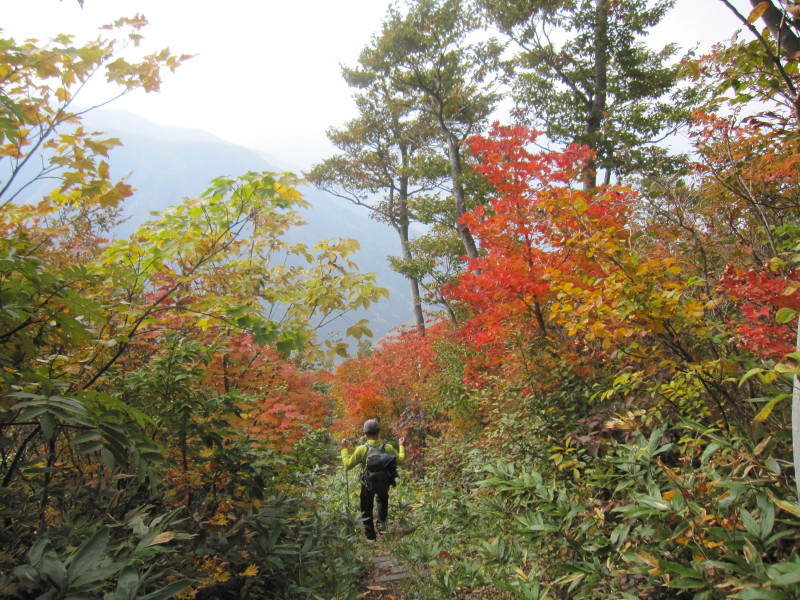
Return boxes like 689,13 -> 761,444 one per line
398,154 -> 426,336
752,0 -> 800,59
584,0 -> 609,191
445,133 -> 480,259
400,226 -> 426,336
409,276 -> 426,336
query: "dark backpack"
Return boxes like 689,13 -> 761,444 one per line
362,442 -> 397,494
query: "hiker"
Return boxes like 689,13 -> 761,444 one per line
340,419 -> 406,540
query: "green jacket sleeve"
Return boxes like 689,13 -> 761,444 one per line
341,444 -> 366,471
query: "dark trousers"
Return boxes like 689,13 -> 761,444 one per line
359,485 -> 388,540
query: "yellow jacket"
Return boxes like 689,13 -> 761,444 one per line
341,439 -> 406,471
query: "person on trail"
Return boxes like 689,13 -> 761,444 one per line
340,419 -> 406,540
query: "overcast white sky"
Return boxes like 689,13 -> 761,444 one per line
4,0 -> 744,171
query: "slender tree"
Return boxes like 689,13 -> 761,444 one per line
350,0 -> 503,259
307,82 -> 444,335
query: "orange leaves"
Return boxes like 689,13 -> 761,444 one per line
332,321 -> 455,434
720,264 -> 800,360
467,124 -> 592,192
447,125 -> 643,384
205,333 -> 331,452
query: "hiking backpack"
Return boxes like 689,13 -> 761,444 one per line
362,443 -> 397,494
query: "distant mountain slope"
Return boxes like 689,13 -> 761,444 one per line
82,110 -> 412,344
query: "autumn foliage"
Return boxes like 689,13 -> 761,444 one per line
207,332 -> 332,453
332,320 -> 464,439
329,111 -> 800,598
5,3 -> 800,600
720,264 -> 800,361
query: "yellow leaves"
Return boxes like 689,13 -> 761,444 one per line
98,181 -> 134,208
175,588 -> 198,600
102,14 -> 150,31
197,554 -> 231,587
167,54 -> 195,72
768,493 -> 800,518
85,137 -> 122,158
681,298 -> 706,322
275,182 -> 302,202
514,566 -> 530,582
603,408 -> 649,430
207,513 -> 229,527
784,279 -> 800,295
572,194 -> 588,215
239,565 -> 259,577
635,550 -> 662,575
98,160 -> 110,181
0,144 -> 23,158
748,1 -> 770,24
55,87 -> 71,103
752,395 -> 787,423
147,531 -> 177,546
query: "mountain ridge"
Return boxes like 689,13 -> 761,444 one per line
82,110 -> 412,345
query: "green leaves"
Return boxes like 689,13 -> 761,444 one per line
9,517 -> 195,600
483,0 -> 694,181
101,171 -> 387,360
345,319 -> 373,340
11,392 -> 91,441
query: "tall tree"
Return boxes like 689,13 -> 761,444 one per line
307,81 -> 444,335
481,0 -> 696,188
350,0 -> 503,259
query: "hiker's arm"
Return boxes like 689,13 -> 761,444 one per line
390,437 -> 406,465
340,442 -> 364,471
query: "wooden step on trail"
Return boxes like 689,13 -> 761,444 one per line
371,554 -> 411,583
357,553 -> 412,599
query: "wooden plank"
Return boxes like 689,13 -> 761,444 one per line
389,564 -> 408,574
373,571 -> 411,583
371,555 -> 394,565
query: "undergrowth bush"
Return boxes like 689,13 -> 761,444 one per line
381,415 -> 800,600
0,426 -> 366,600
